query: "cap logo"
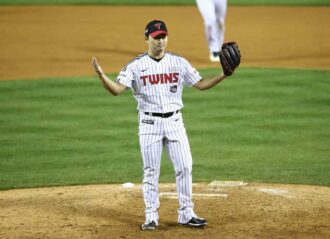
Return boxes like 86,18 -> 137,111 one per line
154,23 -> 162,30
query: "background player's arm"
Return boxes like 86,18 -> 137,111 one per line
92,57 -> 127,96
194,73 -> 227,91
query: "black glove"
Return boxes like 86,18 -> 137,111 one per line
219,42 -> 241,76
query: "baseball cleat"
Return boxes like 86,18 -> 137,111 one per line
140,220 -> 157,231
209,52 -> 220,62
181,217 -> 208,228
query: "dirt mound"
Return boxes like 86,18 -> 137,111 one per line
0,182 -> 329,239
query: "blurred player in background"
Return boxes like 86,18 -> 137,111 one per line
196,0 -> 227,62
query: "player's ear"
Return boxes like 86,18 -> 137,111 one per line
145,36 -> 149,44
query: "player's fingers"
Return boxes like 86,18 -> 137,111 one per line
92,57 -> 97,66
92,58 -> 100,72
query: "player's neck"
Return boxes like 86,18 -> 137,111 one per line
148,50 -> 165,59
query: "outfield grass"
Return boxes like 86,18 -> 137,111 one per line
0,0 -> 329,6
0,68 -> 329,190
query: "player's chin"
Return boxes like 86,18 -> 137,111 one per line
155,47 -> 165,53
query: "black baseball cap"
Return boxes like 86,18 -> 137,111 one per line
144,20 -> 168,38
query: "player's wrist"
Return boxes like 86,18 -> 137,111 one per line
98,72 -> 105,78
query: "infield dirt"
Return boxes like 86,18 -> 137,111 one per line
0,183 -> 329,239
0,6 -> 329,80
0,5 -> 329,239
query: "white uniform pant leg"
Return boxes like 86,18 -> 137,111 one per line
196,0 -> 227,52
139,115 -> 163,224
214,0 -> 227,46
164,113 -> 196,224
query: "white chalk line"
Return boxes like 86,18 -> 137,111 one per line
257,188 -> 295,198
159,192 -> 228,199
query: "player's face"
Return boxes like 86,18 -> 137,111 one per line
147,34 -> 168,55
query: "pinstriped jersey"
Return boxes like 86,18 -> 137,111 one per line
115,52 -> 202,113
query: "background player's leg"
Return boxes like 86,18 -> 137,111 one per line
196,0 -> 221,57
215,0 -> 227,47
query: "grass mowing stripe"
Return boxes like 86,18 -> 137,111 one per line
0,68 -> 329,190
0,0 -> 329,6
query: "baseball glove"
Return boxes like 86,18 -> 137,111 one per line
219,42 -> 241,76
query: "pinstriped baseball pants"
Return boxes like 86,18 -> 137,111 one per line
138,111 -> 197,224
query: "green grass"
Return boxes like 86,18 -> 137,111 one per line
0,68 -> 329,190
0,0 -> 329,6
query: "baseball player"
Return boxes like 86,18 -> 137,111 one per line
196,0 -> 227,62
92,20 -> 240,230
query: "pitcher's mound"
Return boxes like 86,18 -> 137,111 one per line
0,182 -> 329,239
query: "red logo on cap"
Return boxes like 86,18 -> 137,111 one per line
154,23 -> 162,30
